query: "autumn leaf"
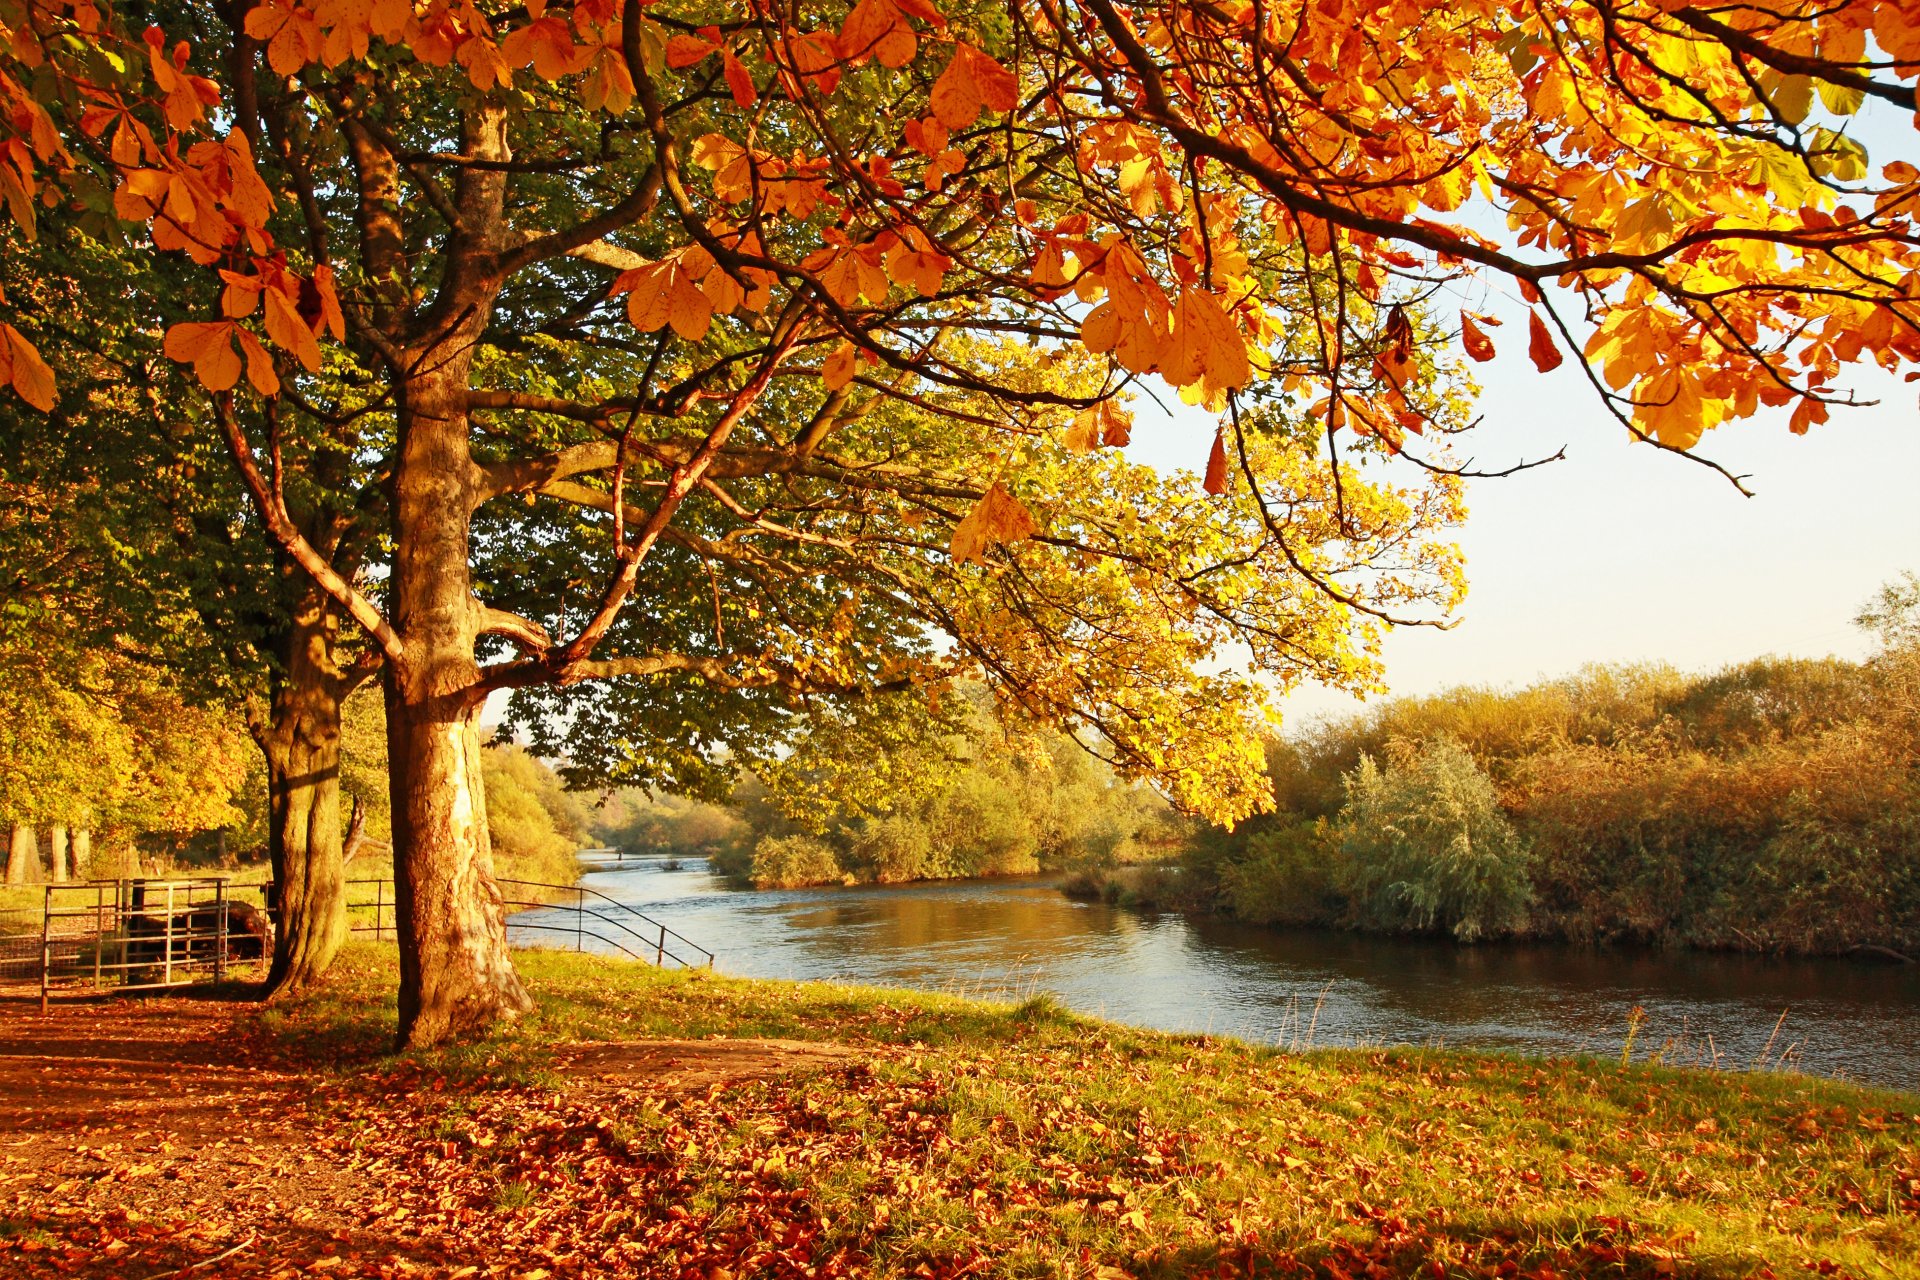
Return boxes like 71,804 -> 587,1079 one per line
722,50 -> 757,108
883,230 -> 951,297
1162,288 -> 1250,392
822,341 -> 862,391
929,43 -> 1020,130
236,327 -> 280,396
665,32 -> 721,68
0,323 -> 56,411
163,320 -> 244,391
1375,304 -> 1416,387
1527,310 -> 1564,372
263,288 -> 323,371
1203,427 -> 1229,494
950,482 -> 1038,564
1460,312 -> 1496,362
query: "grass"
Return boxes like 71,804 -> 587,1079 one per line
249,940 -> 1920,1278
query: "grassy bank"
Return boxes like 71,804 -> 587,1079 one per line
247,941 -> 1920,1278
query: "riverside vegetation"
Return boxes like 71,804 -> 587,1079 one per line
9,940 -> 1913,1279
1149,611 -> 1920,960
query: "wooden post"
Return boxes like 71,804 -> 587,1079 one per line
656,922 -> 665,966
375,880 -> 384,941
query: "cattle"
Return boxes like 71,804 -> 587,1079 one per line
123,895 -> 273,969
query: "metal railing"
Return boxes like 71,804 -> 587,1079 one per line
0,878 -> 268,1010
343,878 -> 714,969
0,874 -> 713,1003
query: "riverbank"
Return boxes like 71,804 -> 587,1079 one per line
4,941 -> 1915,1278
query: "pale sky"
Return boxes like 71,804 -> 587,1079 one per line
1128,338 -> 1920,726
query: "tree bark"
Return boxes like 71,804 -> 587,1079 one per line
385,365 -> 532,1047
71,828 -> 90,879
377,100 -> 532,1050
5,825 -> 35,884
49,825 -> 68,883
259,585 -> 353,996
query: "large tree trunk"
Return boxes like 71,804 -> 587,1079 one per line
385,331 -> 530,1049
49,825 -> 68,883
5,825 -> 35,884
70,828 -> 90,879
259,586 -> 352,996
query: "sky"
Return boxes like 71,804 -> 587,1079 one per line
1125,329 -> 1920,727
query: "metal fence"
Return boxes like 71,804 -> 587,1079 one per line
1,873 -> 712,1005
0,878 -> 269,1010
345,878 -> 714,969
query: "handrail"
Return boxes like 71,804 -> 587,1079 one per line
497,877 -> 715,967
336,876 -> 714,969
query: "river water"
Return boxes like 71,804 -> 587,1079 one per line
514,856 -> 1920,1093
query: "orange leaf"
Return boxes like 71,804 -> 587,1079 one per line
930,43 -> 1017,129
823,341 -> 860,391
665,34 -> 719,68
1527,310 -> 1564,372
1203,427 -> 1228,494
722,50 -> 757,108
950,482 -> 1038,564
1460,311 -> 1496,362
313,265 -> 347,341
1,324 -> 56,411
236,328 -> 280,397
263,288 -> 323,371
163,320 -> 243,391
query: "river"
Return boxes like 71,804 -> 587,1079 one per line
513,856 -> 1920,1093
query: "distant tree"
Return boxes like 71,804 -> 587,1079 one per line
1856,572 -> 1920,654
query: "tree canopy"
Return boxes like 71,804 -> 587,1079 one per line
3,0 -> 1915,1041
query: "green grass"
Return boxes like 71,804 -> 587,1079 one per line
253,942 -> 1919,1278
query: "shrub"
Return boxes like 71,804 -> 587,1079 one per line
1338,739 -> 1532,941
749,835 -> 847,889
1219,818 -> 1343,926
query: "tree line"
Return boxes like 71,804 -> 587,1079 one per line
1170,583 -> 1920,958
1,662 -> 596,898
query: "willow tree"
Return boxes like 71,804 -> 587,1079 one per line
6,0 -> 1915,1044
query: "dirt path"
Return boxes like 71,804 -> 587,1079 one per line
0,993 -> 858,1278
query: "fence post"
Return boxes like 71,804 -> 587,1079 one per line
656,922 -> 665,966
213,880 -> 228,984
576,888 -> 584,953
93,882 -> 103,991
40,884 -> 52,1014
375,880 -> 383,941
163,883 -> 175,987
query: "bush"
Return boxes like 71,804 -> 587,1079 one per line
849,816 -> 938,883
1338,739 -> 1532,941
1219,818 -> 1342,926
749,835 -> 847,889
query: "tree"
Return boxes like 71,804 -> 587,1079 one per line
7,0 -> 1915,1044
0,224 -> 375,992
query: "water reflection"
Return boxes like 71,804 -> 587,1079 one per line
514,856 -> 1920,1092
